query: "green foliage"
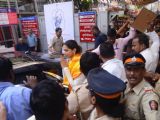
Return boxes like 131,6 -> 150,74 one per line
92,0 -> 98,5
73,0 -> 98,12
81,0 -> 92,11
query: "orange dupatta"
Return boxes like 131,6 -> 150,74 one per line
63,54 -> 82,87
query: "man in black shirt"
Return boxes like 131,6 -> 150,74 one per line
92,26 -> 107,48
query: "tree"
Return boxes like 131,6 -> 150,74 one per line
74,0 -> 98,11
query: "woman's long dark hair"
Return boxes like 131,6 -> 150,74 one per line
90,90 -> 125,118
64,40 -> 82,54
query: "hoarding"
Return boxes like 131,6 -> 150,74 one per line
0,8 -> 18,25
44,1 -> 74,46
79,11 -> 96,42
20,16 -> 39,37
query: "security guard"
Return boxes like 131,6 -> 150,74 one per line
87,68 -> 126,120
123,53 -> 160,120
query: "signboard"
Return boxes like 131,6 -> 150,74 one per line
79,11 -> 96,42
20,16 -> 39,37
131,8 -> 157,32
0,13 -> 8,25
0,8 -> 18,25
0,1 -> 16,9
44,1 -> 74,46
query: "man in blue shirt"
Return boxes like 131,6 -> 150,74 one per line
0,57 -> 32,120
27,29 -> 37,52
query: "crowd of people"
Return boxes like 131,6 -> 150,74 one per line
0,13 -> 160,120
15,29 -> 37,52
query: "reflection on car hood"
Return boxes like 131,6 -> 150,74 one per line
13,61 -> 45,69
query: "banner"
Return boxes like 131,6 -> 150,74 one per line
44,1 -> 74,46
0,8 -> 18,25
79,11 -> 96,42
131,8 -> 157,32
126,0 -> 158,5
137,0 -> 157,5
20,16 -> 39,37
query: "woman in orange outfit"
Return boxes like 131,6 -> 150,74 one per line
60,40 -> 85,91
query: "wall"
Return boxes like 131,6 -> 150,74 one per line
38,16 -> 48,52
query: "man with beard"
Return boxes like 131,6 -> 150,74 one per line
123,53 -> 160,120
132,29 -> 159,72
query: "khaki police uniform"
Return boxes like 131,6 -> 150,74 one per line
50,36 -> 63,53
124,79 -> 160,120
67,80 -> 93,120
88,109 -> 121,120
155,78 -> 160,95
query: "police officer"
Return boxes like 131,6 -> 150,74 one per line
67,52 -> 101,120
123,53 -> 160,120
87,68 -> 126,120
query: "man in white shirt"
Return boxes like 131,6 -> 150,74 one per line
132,31 -> 160,72
92,27 -> 136,60
99,42 -> 127,82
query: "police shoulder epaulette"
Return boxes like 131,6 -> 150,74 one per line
144,87 -> 153,92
